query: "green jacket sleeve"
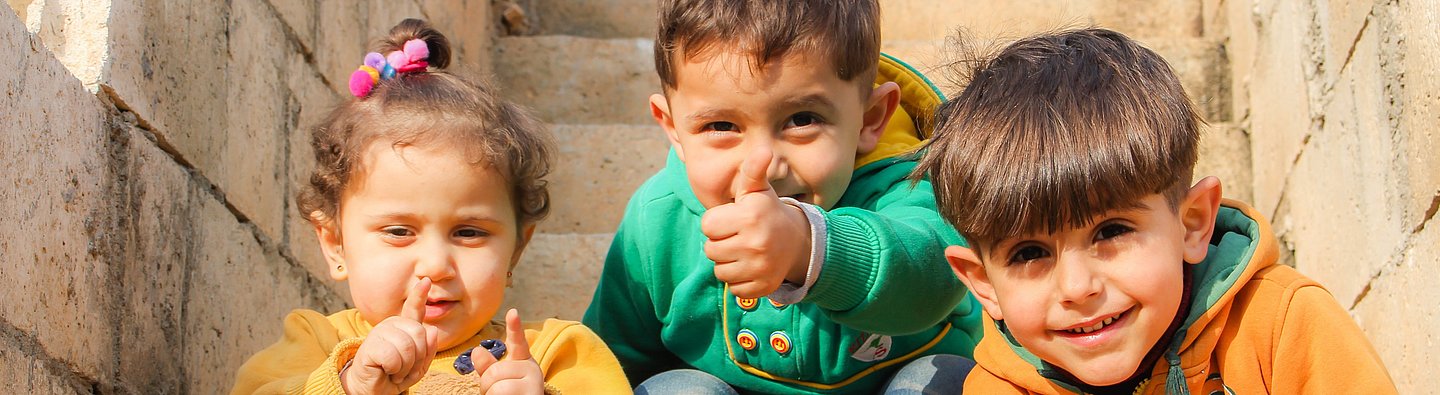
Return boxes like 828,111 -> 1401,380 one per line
581,189 -> 682,385
805,161 -> 968,335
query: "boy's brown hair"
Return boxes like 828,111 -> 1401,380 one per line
654,0 -> 880,92
914,28 -> 1202,250
298,18 -> 553,230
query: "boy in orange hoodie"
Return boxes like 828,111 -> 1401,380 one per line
912,28 -> 1397,394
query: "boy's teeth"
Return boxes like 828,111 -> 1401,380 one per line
1067,313 -> 1122,334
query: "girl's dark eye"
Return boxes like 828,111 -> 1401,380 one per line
1095,223 -> 1133,241
705,121 -> 738,132
454,228 -> 488,239
382,227 -> 413,237
1008,245 -> 1050,265
786,113 -> 820,128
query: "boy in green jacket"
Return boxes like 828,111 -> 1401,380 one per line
582,1 -> 983,393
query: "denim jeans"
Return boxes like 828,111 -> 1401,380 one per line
633,354 -> 975,394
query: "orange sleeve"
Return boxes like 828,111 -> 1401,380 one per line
1270,285 -> 1397,394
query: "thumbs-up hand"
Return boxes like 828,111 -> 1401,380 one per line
343,278 -> 440,395
474,309 -> 544,394
700,147 -> 813,298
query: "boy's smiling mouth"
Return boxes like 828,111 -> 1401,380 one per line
1054,308 -> 1131,338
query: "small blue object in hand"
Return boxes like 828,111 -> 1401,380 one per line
453,339 -> 508,375
481,339 -> 508,359
454,348 -> 476,375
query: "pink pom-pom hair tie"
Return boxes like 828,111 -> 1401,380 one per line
348,39 -> 431,98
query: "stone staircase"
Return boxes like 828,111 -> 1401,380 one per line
495,0 -> 1246,321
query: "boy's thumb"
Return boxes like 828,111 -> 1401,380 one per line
734,146 -> 775,199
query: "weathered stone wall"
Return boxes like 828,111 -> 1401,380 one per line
1,1 -> 492,393
1212,0 -> 1438,391
3,0 -> 1435,393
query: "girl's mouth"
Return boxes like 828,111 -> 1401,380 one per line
424,300 -> 457,320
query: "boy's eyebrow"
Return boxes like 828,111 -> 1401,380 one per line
781,94 -> 839,113
687,107 -> 742,122
685,94 -> 840,123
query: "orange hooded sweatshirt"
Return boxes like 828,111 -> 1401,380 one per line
965,200 -> 1396,394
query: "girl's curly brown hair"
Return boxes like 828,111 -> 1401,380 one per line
298,18 -> 553,230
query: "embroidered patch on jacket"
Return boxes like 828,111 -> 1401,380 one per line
848,332 -> 892,362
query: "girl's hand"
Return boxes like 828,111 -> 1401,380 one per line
475,309 -> 544,394
342,279 -> 439,395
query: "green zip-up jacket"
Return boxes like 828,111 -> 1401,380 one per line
583,55 -> 984,394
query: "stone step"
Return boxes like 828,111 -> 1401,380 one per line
495,36 -> 659,125
512,0 -> 657,38
880,0 -> 1205,42
507,0 -> 1205,42
883,37 -> 1229,123
1141,37 -> 1231,122
1195,122 -> 1252,202
504,232 -> 615,321
541,124 -> 671,235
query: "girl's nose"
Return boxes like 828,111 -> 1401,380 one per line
414,236 -> 457,281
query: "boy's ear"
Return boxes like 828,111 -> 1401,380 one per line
650,93 -> 685,161
857,81 -> 901,155
1180,176 -> 1223,264
945,245 -> 1004,321
315,221 -> 347,281
509,222 -> 538,270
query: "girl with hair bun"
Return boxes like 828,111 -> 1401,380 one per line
232,19 -> 629,395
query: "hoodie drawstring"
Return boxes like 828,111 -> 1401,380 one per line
1163,351 -> 1188,395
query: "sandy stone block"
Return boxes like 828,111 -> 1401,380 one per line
1281,44 -> 1406,305
1087,0 -> 1204,39
217,0 -> 295,243
881,0 -> 1201,42
1201,0 -> 1226,37
541,125 -> 670,234
1195,123 -> 1253,202
1143,37 -> 1231,122
1351,225 -> 1440,393
1398,1 -> 1440,231
366,0 -> 424,38
5,0 -> 29,21
0,336 -> 89,394
112,126 -> 194,391
103,0 -> 228,150
1223,0 -> 1258,121
313,1 -> 368,96
270,0 -> 316,54
17,0 -> 111,90
496,36 -> 657,125
181,197 -> 349,394
419,0 -> 492,76
1322,0 -> 1375,83
0,8 -> 115,382
1244,0 -> 1315,216
285,52 -> 352,304
880,1 -> 1088,42
520,0 -> 656,38
503,233 -> 614,321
